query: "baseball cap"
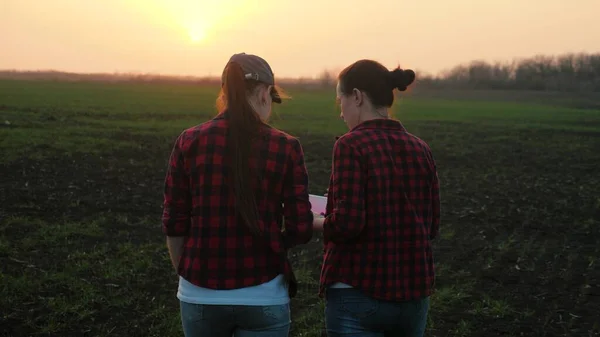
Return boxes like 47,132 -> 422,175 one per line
222,53 -> 282,104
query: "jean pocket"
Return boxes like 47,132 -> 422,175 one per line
262,303 -> 291,324
180,301 -> 204,322
236,304 -> 291,330
339,295 -> 379,318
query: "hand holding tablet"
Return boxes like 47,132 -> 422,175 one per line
309,194 -> 328,217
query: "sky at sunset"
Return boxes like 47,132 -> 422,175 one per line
2,0 -> 599,78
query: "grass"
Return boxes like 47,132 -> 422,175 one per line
1,79 -> 600,337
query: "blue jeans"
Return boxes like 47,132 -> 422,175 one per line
325,288 -> 429,337
180,301 -> 290,337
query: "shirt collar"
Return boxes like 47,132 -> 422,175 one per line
349,118 -> 406,133
214,110 -> 227,120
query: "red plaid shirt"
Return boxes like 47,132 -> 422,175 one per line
320,118 -> 440,302
162,112 -> 313,290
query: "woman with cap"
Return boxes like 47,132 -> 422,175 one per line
312,59 -> 441,337
162,53 -> 314,337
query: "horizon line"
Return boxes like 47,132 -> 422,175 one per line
1,50 -> 598,82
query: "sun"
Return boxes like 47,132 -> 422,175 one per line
188,27 -> 206,43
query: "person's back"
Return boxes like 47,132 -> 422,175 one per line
334,123 -> 437,298
162,53 -> 314,337
313,59 -> 440,337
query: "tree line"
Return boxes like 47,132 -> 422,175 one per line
2,52 -> 599,92
416,52 -> 600,92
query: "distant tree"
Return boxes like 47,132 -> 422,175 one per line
318,69 -> 336,88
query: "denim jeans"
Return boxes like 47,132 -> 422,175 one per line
325,288 -> 429,337
180,301 -> 291,337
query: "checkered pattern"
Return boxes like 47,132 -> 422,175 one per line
162,113 -> 313,290
320,118 -> 440,301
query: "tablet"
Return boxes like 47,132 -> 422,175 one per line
309,194 -> 328,216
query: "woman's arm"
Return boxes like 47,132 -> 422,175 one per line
162,133 -> 191,270
166,237 -> 185,270
317,139 -> 365,243
281,137 -> 314,249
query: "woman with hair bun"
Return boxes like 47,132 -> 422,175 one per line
313,59 -> 441,337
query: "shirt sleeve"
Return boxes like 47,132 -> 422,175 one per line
323,139 -> 365,243
281,137 -> 313,249
162,133 -> 191,237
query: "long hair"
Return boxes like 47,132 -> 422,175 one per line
217,62 -> 267,236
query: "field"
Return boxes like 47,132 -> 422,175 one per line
1,79 -> 599,337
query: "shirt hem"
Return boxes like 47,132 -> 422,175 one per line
177,293 -> 290,306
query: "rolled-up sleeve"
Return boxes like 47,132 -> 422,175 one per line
323,139 -> 365,243
282,137 -> 313,249
162,133 -> 191,237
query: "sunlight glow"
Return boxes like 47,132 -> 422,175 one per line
188,24 -> 207,43
179,0 -> 256,44
122,0 -> 260,45
180,1 -> 219,44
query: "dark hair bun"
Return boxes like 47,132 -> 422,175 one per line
388,68 -> 416,91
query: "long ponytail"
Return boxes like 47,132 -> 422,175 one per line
219,62 -> 265,236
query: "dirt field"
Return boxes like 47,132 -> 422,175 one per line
1,80 -> 599,337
